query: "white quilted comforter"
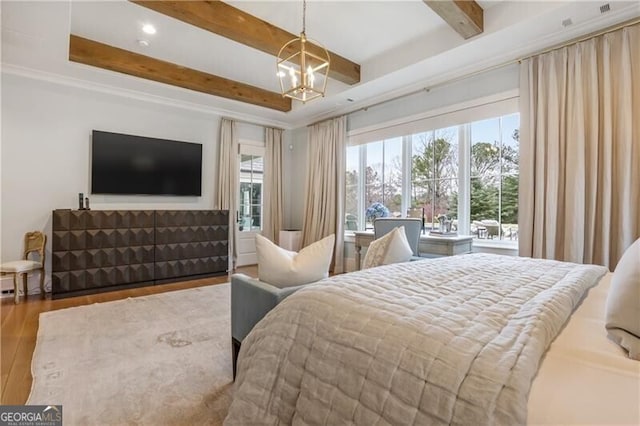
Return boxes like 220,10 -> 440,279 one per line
226,254 -> 607,425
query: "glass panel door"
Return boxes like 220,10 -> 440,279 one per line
239,154 -> 263,232
236,145 -> 265,266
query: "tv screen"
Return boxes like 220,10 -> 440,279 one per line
91,130 -> 202,196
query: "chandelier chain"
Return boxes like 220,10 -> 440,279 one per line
302,0 -> 306,34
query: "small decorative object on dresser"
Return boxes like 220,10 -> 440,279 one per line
430,214 -> 456,236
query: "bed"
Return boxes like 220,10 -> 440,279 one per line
527,271 -> 639,424
225,254 -> 640,425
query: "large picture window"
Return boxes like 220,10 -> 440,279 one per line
346,111 -> 520,242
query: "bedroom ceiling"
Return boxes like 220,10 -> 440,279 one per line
2,1 -> 639,129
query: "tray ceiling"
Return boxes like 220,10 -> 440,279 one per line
2,1 -> 639,128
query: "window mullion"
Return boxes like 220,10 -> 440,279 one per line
358,145 -> 366,230
430,130 -> 436,225
401,135 -> 411,217
458,124 -> 471,236
381,141 -> 386,206
498,117 -> 503,239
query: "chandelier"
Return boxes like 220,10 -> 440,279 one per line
276,0 -> 330,103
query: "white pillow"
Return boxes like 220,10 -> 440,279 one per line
362,226 -> 413,269
255,234 -> 335,288
605,238 -> 640,360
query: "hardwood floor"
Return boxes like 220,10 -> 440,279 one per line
0,266 -> 258,404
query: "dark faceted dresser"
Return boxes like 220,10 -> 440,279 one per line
51,209 -> 229,298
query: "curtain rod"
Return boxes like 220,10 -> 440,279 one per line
307,17 -> 640,128
222,116 -> 285,131
519,16 -> 639,61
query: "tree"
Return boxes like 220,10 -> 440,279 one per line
470,179 -> 499,221
412,135 -> 455,186
383,157 -> 403,214
468,129 -> 519,231
411,134 -> 457,221
500,175 -> 518,224
500,129 -> 519,225
471,142 -> 518,184
345,169 -> 359,220
471,142 -> 499,179
364,165 -> 382,207
362,156 -> 403,216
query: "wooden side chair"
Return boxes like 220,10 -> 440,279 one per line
0,231 -> 47,304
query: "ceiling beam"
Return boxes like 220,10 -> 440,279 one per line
69,35 -> 291,112
423,0 -> 483,39
130,0 -> 361,85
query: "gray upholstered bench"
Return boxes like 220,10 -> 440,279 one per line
230,273 -> 307,378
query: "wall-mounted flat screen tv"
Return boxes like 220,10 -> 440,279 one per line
91,130 -> 202,196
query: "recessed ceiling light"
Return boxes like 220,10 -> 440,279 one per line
137,39 -> 150,47
142,24 -> 156,35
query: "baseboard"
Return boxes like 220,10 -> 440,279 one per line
0,288 -> 48,300
0,275 -> 50,294
0,288 -> 16,299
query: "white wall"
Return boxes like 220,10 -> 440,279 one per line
0,73 -> 230,293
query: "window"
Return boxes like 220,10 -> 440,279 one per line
363,138 -> 403,227
470,114 -> 519,240
346,111 -> 519,242
411,127 -> 459,230
239,152 -> 263,232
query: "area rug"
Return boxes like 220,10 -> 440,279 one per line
28,284 -> 233,425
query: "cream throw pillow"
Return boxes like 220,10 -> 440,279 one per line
256,234 -> 335,288
362,226 -> 413,269
605,238 -> 640,360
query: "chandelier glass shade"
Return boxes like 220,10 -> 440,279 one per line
276,1 -> 330,103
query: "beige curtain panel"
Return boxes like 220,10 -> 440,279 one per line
215,118 -> 239,270
301,116 -> 346,273
519,23 -> 640,269
263,127 -> 283,244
